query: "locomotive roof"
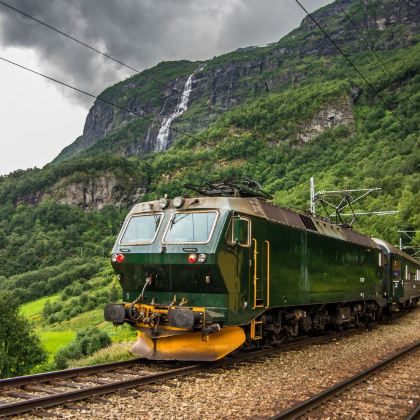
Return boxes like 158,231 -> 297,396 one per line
130,196 -> 381,250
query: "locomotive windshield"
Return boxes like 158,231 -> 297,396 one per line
163,211 -> 218,244
120,214 -> 163,245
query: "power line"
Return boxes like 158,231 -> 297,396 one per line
0,0 -> 207,107
0,55 -> 212,148
3,0 -> 417,149
0,0 -> 227,115
293,0 -> 419,145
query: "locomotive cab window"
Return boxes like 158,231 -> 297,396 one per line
226,215 -> 250,247
120,213 -> 163,245
163,211 -> 218,244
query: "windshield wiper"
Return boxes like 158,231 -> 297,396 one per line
154,215 -> 161,230
170,213 -> 190,227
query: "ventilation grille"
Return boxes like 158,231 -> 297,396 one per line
299,215 -> 318,231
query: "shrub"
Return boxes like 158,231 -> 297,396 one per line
0,292 -> 47,377
69,305 -> 82,318
79,292 -> 90,307
53,327 -> 111,369
42,300 -> 53,318
109,285 -> 119,302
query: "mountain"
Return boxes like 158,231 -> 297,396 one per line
0,0 -> 419,368
1,0 -> 418,275
53,0 -> 420,162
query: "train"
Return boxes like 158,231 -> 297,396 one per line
104,180 -> 420,361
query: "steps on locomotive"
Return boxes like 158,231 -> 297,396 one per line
250,316 -> 263,340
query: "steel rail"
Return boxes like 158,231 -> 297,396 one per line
0,357 -> 146,389
0,363 -> 204,417
406,403 -> 420,420
270,340 -> 420,419
0,335 -> 336,417
0,317 -> 407,417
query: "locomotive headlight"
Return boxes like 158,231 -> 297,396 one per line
111,254 -> 117,263
188,254 -> 197,263
173,196 -> 184,208
197,253 -> 207,263
159,197 -> 169,209
115,254 -> 125,263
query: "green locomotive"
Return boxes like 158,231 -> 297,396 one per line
105,182 -> 420,361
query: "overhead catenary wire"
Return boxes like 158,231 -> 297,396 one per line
293,0 -> 419,145
0,56 -> 212,148
1,0 -> 417,146
0,0 -> 214,109
0,0 -> 228,116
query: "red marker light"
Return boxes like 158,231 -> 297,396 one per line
188,254 -> 197,263
116,254 -> 125,263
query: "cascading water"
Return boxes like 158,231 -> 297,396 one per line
155,66 -> 203,152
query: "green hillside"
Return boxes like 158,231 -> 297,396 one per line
0,0 -> 419,373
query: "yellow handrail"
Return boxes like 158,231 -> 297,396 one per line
264,240 -> 270,308
252,238 -> 257,309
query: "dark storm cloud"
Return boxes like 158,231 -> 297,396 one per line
0,0 -> 330,107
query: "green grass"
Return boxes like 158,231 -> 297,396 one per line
48,308 -> 135,342
47,309 -> 104,332
36,330 -> 76,363
40,309 -> 135,357
20,297 -> 136,368
69,342 -> 134,368
41,311 -> 135,366
20,294 -> 59,321
98,320 -> 135,342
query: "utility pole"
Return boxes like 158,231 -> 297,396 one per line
310,177 -> 316,216
398,230 -> 420,259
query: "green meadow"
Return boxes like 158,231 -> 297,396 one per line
20,294 -> 60,320
20,288 -> 135,369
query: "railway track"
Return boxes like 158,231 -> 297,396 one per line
271,339 -> 420,419
0,314 -> 412,418
0,334 -> 337,417
0,356 -> 200,417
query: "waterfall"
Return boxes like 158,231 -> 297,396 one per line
155,66 -> 203,152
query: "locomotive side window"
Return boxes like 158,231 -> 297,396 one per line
226,215 -> 250,247
163,211 -> 218,244
392,259 -> 401,279
120,214 -> 163,245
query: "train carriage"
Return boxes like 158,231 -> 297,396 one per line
105,184 -> 420,361
373,238 -> 420,309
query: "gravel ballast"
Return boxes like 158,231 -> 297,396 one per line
304,346 -> 419,419
24,308 -> 420,419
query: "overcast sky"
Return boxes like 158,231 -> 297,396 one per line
0,0 -> 330,176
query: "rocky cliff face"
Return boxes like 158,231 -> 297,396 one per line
48,174 -> 145,210
15,174 -> 145,210
53,0 -> 420,163
298,95 -> 355,143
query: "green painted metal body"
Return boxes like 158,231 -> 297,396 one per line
114,209 -> 231,320
111,197 -> 397,328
